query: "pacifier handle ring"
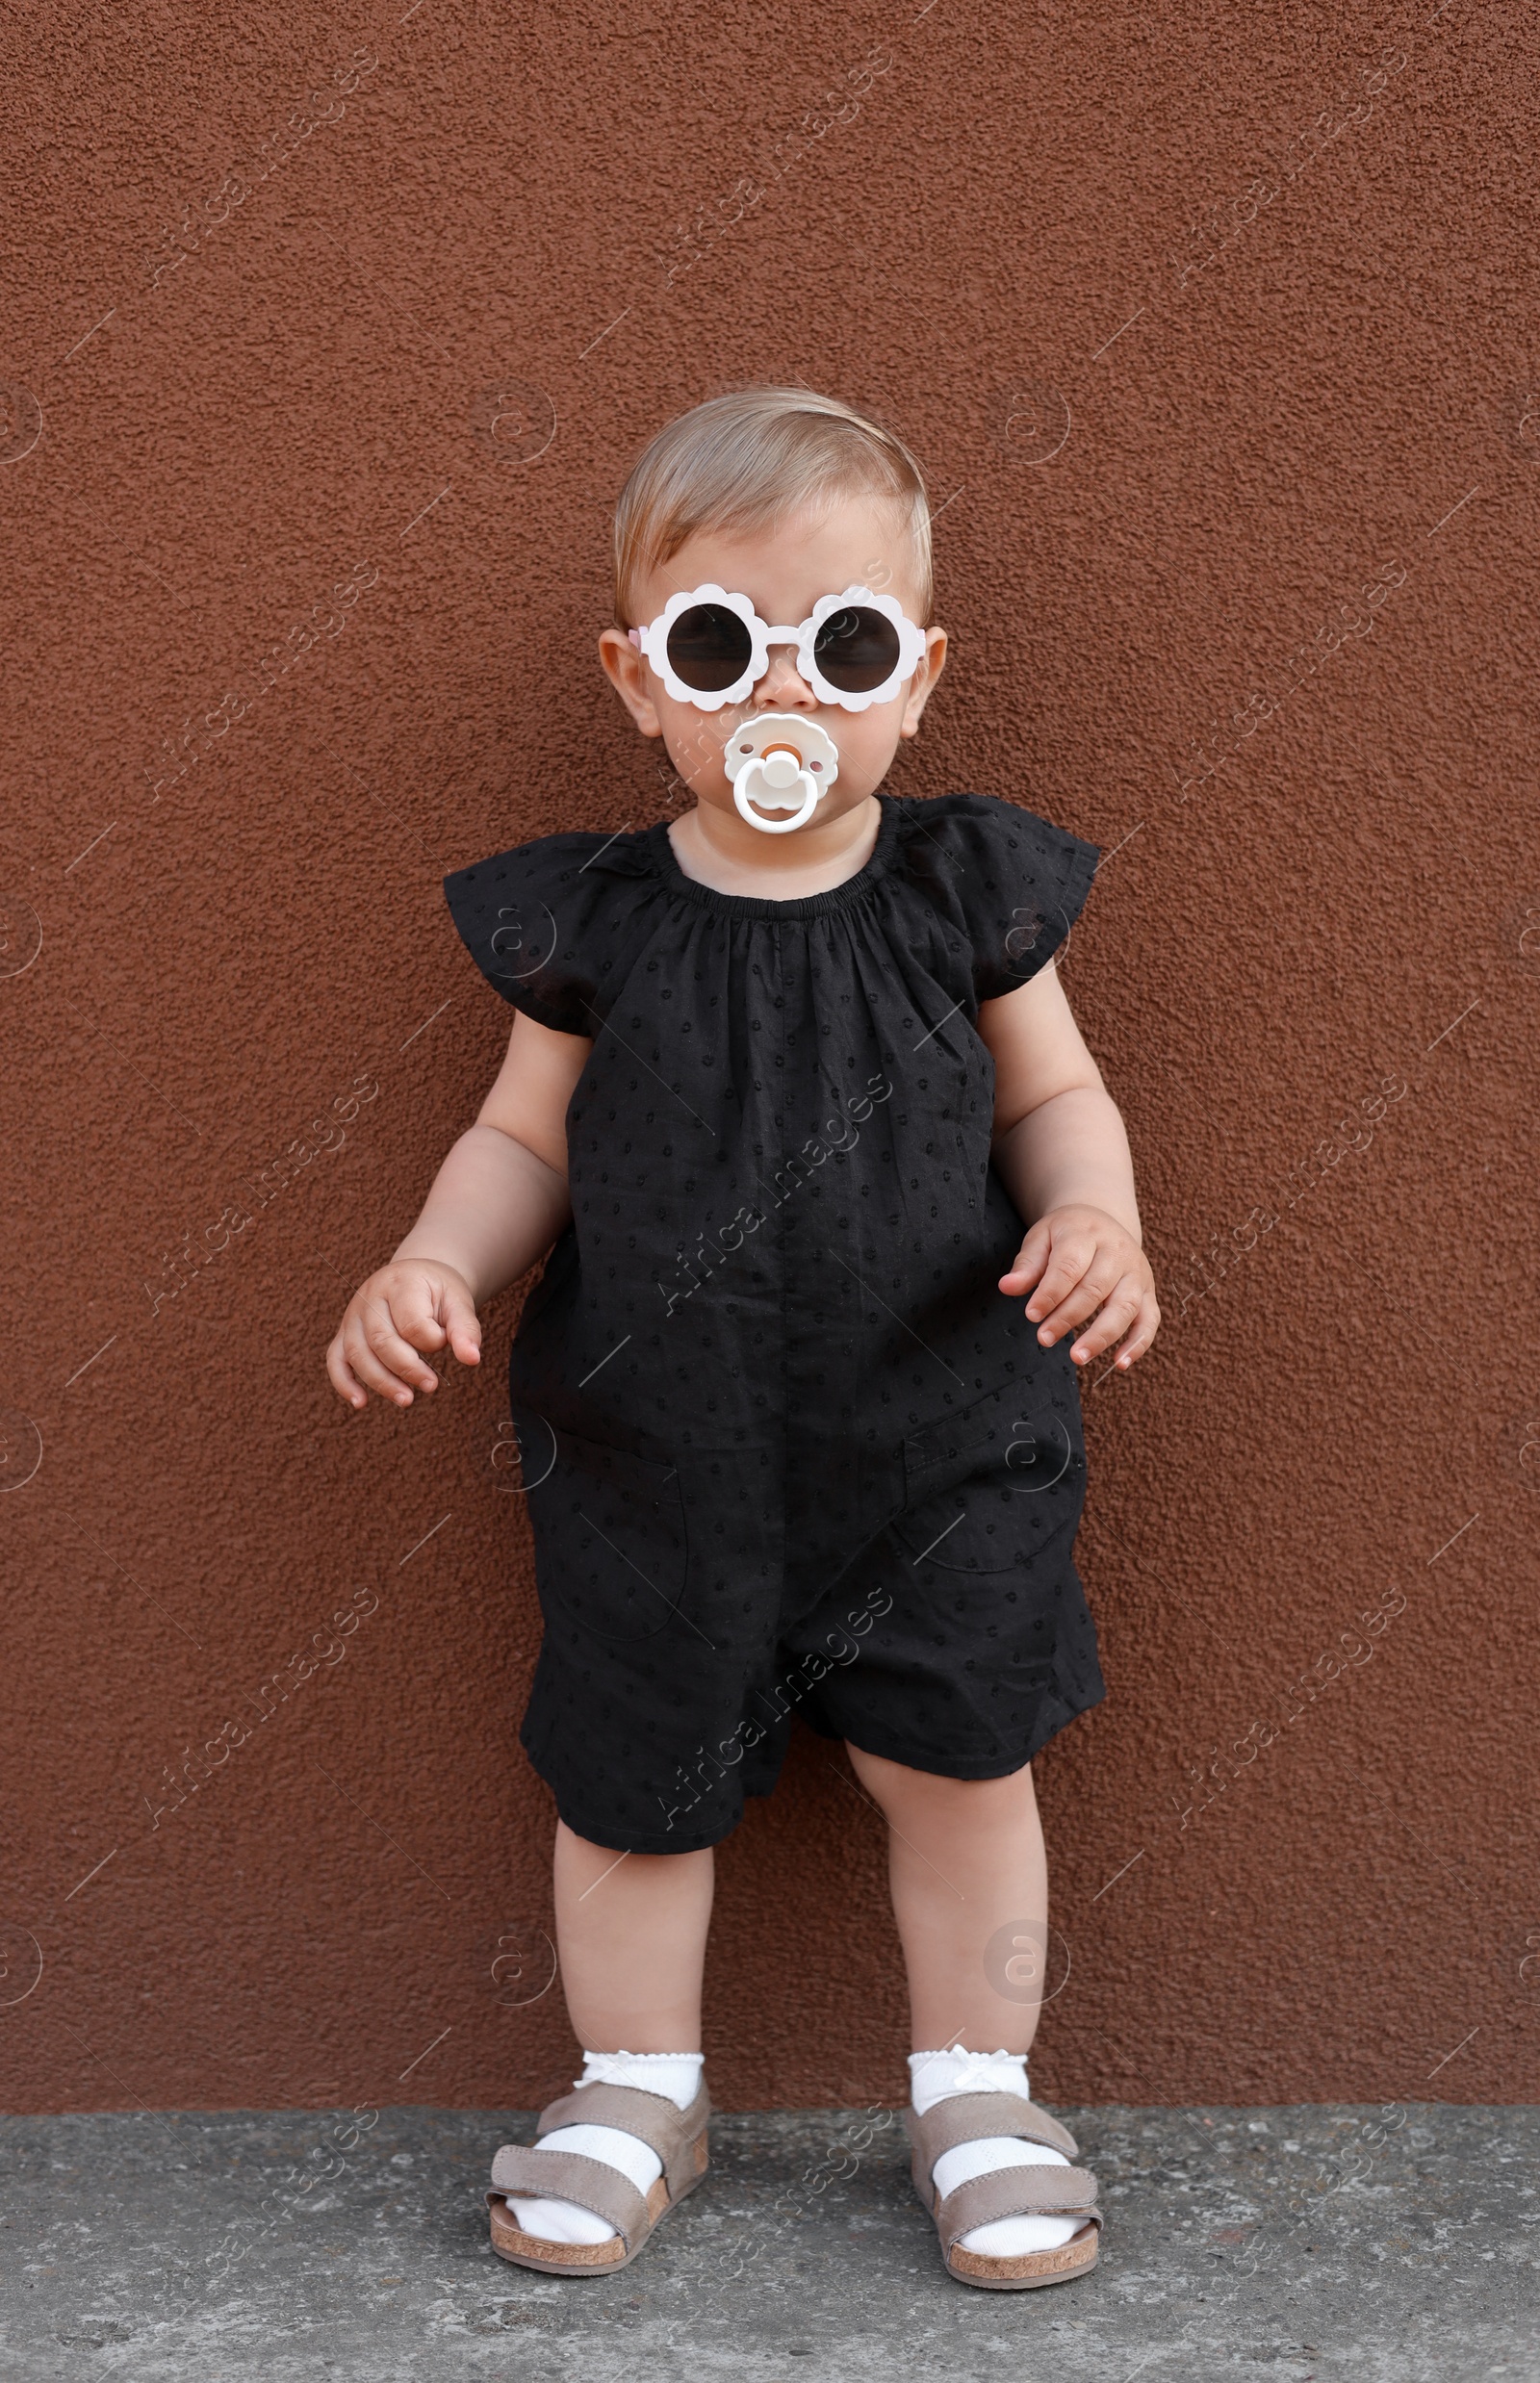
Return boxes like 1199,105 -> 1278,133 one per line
733,778 -> 823,834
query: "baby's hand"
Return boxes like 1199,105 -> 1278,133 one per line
326,1259 -> 482,1410
999,1204 -> 1160,1371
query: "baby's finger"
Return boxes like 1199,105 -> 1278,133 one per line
1021,1238 -> 1096,1323
326,1331 -> 371,1411
439,1276 -> 483,1367
352,1294 -> 441,1400
384,1277 -> 453,1368
1110,1292 -> 1163,1370
998,1217 -> 1053,1294
1066,1277 -> 1145,1364
1026,1243 -> 1107,1338
335,1327 -> 412,1405
340,1321 -> 424,1407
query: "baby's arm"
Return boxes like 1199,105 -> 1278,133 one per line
979,963 -> 1160,1371
326,1013 -> 592,1409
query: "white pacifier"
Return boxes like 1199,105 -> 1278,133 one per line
724,714 -> 840,834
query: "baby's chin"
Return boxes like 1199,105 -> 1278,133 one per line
692,783 -> 882,832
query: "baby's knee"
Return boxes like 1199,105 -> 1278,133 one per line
848,1746 -> 1036,1827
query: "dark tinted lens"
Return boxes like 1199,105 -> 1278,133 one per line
664,602 -> 754,693
811,604 -> 902,693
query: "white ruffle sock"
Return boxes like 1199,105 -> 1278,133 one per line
909,2047 -> 1081,2258
506,2050 -> 705,2246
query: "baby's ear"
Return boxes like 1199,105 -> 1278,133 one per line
899,625 -> 948,734
598,627 -> 664,736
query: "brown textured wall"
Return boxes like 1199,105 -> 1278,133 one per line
2,1 -> 1536,2119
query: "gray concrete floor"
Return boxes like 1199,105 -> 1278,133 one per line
2,2104 -> 1534,2381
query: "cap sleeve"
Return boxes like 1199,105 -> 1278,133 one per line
897,793 -> 1101,1003
442,832 -> 631,1037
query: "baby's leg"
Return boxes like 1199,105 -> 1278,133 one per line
554,1822 -> 714,2050
844,1749 -> 1046,2051
845,1747 -> 1081,2258
503,1824 -> 714,2248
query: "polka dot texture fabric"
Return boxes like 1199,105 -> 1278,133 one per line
443,792 -> 1105,1852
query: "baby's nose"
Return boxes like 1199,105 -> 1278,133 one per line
754,637 -> 816,708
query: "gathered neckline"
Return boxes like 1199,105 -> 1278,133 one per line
644,795 -> 906,922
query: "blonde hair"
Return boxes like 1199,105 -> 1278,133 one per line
612,386 -> 933,628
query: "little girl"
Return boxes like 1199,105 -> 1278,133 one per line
327,387 -> 1159,2291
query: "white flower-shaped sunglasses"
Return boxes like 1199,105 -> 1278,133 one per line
628,581 -> 927,712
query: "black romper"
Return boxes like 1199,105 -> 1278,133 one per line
443,790 -> 1106,1856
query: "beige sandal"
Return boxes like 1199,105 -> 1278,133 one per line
905,2090 -> 1103,2289
486,2079 -> 711,2275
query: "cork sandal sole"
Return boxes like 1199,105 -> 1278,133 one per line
489,2131 -> 708,2277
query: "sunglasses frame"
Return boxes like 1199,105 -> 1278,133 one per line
629,581 -> 928,713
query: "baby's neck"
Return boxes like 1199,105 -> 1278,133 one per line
667,793 -> 884,901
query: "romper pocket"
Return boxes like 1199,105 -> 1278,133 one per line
896,1381 -> 1086,1576
523,1422 -> 690,1642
